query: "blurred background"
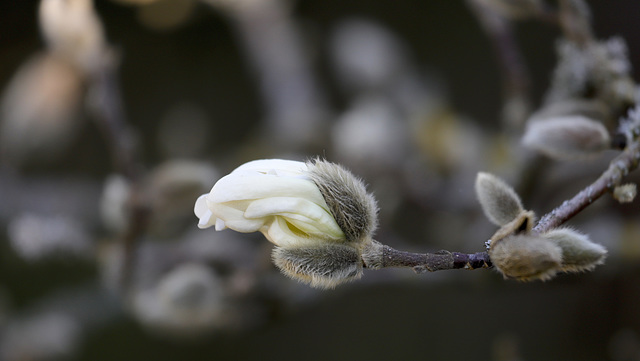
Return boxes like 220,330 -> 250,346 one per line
1,0 -> 640,360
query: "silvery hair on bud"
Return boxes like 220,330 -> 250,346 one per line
542,227 -> 607,273
307,158 -> 378,243
272,244 -> 363,289
475,172 -> 524,227
489,234 -> 562,282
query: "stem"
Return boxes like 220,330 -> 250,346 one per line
381,246 -> 492,273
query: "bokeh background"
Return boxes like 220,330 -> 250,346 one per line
1,1 -> 640,360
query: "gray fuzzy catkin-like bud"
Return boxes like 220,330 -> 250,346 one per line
475,172 -> 524,226
307,158 -> 378,243
271,243 -> 363,289
543,228 -> 607,273
522,116 -> 610,160
489,235 -> 562,281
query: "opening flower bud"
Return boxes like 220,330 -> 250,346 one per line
194,158 -> 379,288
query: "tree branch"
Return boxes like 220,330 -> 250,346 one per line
370,137 -> 640,273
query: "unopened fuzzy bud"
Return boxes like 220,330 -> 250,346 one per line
489,235 -> 562,281
543,228 -> 607,272
307,158 -> 379,243
522,116 -> 610,160
490,210 -> 535,243
613,183 -> 637,204
475,172 -> 524,226
272,244 -> 363,289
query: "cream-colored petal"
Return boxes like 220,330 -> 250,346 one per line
197,210 -> 214,229
210,174 -> 326,207
260,217 -> 317,248
215,218 -> 226,231
195,194 -> 216,229
232,159 -> 308,176
194,194 -> 209,218
209,202 -> 265,233
244,197 -> 343,239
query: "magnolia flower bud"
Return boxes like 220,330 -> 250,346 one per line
475,172 -> 524,226
195,158 -> 379,288
489,235 -> 562,281
522,116 -> 610,160
543,227 -> 607,273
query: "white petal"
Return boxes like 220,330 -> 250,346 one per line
244,197 -> 343,239
197,210 -> 214,229
232,159 -> 308,175
210,174 -> 326,207
194,194 -> 209,218
210,202 -> 265,233
215,218 -> 226,231
261,217 -> 318,248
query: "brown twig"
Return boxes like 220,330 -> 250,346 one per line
372,245 -> 492,274
371,137 -> 640,273
533,140 -> 640,233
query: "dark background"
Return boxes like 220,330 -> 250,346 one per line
1,1 -> 640,360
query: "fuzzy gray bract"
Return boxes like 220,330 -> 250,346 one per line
272,243 -> 363,289
307,158 -> 378,243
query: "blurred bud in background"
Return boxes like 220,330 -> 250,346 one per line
7,213 -> 92,261
522,115 -> 610,160
145,160 -> 219,237
100,174 -> 132,234
0,312 -> 81,361
100,160 -> 218,237
332,95 -> 410,173
39,0 -> 108,74
131,262 -> 226,337
0,53 -> 84,166
331,19 -> 409,94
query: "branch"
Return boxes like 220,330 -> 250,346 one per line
366,244 -> 492,274
368,137 -> 640,273
533,139 -> 640,233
